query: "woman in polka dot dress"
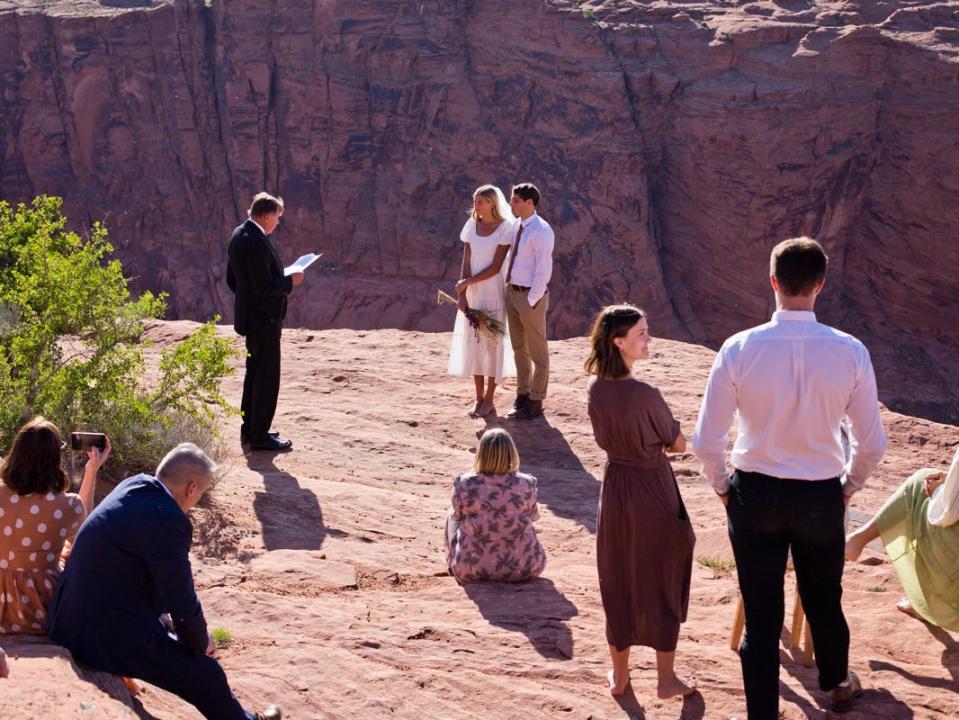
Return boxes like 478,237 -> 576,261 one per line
0,417 -> 110,634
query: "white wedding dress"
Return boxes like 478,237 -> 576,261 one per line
447,218 -> 517,381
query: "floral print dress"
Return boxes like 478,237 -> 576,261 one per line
446,471 -> 546,582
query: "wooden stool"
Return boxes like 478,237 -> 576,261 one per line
730,580 -> 814,667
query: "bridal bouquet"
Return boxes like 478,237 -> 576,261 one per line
437,290 -> 506,342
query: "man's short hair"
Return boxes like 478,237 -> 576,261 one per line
512,183 -> 541,206
156,443 -> 216,487
249,192 -> 284,218
770,237 -> 828,296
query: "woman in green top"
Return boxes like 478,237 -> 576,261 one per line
845,448 -> 959,630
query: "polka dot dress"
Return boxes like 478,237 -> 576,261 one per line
0,485 -> 85,634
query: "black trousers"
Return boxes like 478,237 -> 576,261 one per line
726,470 -> 849,720
138,637 -> 256,720
241,325 -> 282,442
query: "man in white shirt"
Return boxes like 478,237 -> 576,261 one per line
504,183 -> 554,420
690,237 -> 887,719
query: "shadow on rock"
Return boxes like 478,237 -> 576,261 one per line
782,648 -> 915,718
869,620 -> 959,692
482,416 -> 599,533
463,577 -> 578,659
2,634 -> 156,718
611,685 -> 647,720
248,453 -> 341,551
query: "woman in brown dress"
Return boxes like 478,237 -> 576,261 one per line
585,304 -> 696,699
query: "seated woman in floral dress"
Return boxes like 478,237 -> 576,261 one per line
846,447 -> 959,630
446,428 -> 546,582
0,417 -> 110,634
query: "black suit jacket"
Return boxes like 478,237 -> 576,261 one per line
46,475 -> 208,677
226,219 -> 293,336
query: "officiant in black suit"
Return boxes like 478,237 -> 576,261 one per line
227,192 -> 303,452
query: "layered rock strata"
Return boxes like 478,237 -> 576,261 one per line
0,0 -> 957,419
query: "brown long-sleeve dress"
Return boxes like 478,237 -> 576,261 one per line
587,376 -> 696,652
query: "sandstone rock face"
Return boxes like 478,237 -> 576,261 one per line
0,0 -> 957,420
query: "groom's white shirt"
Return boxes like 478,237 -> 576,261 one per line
507,213 -> 554,306
690,310 -> 887,496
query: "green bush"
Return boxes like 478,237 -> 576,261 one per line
210,626 -> 232,648
0,196 -> 239,475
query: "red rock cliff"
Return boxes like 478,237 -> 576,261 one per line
0,0 -> 957,420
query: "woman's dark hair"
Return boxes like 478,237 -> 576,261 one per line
584,304 -> 646,379
0,417 -> 69,496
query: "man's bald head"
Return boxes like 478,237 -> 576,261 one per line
156,443 -> 216,510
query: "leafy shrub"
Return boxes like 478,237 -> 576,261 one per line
0,196 -> 239,476
696,554 -> 736,577
210,626 -> 232,648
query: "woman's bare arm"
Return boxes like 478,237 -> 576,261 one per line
666,430 -> 687,454
77,436 -> 111,516
457,244 -> 472,290
459,244 -> 509,287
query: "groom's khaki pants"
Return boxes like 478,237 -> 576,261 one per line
506,287 -> 549,401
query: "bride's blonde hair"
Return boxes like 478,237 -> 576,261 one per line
471,185 -> 505,222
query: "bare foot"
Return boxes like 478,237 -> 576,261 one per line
468,400 -> 482,418
896,598 -> 923,621
0,647 -> 9,679
844,533 -> 866,562
657,674 -> 697,699
607,669 -> 629,696
476,398 -> 495,417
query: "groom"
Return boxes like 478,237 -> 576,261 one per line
504,183 -> 555,420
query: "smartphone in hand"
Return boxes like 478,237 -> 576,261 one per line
70,432 -> 107,451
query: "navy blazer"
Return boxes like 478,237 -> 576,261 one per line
226,219 -> 293,337
47,474 -> 208,676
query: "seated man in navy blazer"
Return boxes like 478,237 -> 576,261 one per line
47,444 -> 280,720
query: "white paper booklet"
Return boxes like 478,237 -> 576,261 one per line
284,252 -> 322,276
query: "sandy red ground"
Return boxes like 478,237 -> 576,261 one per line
1,321 -> 956,719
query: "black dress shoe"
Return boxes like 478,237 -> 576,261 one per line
255,705 -> 282,720
249,437 -> 293,452
241,430 -> 280,445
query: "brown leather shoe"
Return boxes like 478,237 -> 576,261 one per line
506,393 -> 530,418
828,671 -> 863,712
255,705 -> 282,720
511,399 -> 543,420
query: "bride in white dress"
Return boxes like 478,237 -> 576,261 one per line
447,185 -> 517,417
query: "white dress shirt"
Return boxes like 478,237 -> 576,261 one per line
249,217 -> 267,236
928,448 -> 959,527
156,477 -> 177,501
690,310 -> 887,496
507,213 -> 554,306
